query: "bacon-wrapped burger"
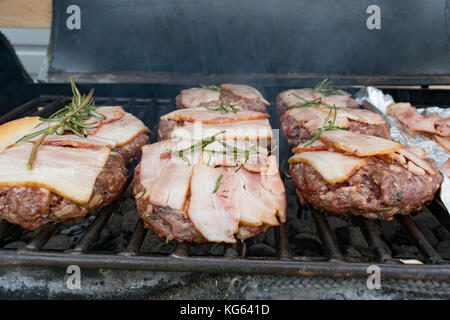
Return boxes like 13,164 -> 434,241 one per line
289,130 -> 443,220
175,83 -> 270,113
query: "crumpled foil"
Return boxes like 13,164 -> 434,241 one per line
354,86 -> 450,214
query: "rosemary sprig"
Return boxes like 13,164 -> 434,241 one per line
199,82 -> 221,92
172,131 -> 261,191
199,82 -> 240,113
17,76 -> 103,170
213,174 -> 224,193
290,92 -> 331,109
314,78 -> 346,96
203,98 -> 239,113
303,104 -> 349,147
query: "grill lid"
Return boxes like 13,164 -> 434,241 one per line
46,0 -> 450,85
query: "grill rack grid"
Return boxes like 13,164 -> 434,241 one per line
0,94 -> 448,280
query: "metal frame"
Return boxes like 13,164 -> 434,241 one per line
0,93 -> 449,280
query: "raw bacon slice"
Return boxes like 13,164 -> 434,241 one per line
289,151 -> 367,185
0,143 -> 110,204
187,165 -> 240,243
397,148 -> 436,176
281,107 -> 349,136
277,89 -> 316,108
312,91 -> 359,109
387,102 -> 449,136
178,88 -> 221,108
292,140 -> 328,153
221,84 -> 270,105
161,107 -> 269,124
91,110 -> 149,146
318,130 -> 402,156
170,119 -> 273,141
434,135 -> 450,152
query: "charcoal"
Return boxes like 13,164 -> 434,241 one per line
43,234 -> 74,250
292,232 -> 323,254
435,226 -> 450,241
247,243 -> 276,257
436,240 -> 450,259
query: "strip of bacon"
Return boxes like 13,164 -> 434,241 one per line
292,140 -> 328,153
387,103 -> 449,136
434,135 -> 450,152
170,119 -> 273,141
312,91 -> 359,109
289,151 -> 367,185
187,165 -> 240,243
161,107 -> 269,124
180,88 -> 221,108
221,84 -> 270,105
318,130 -> 402,156
0,143 -> 110,204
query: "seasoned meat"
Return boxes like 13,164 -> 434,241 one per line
157,119 -> 180,141
290,157 -> 443,220
113,132 -> 149,162
280,114 -> 391,146
0,152 -> 127,230
175,85 -> 268,112
275,89 -> 360,114
133,164 -> 271,242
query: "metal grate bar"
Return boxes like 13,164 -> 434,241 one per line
397,215 -> 444,264
355,217 -> 392,262
171,242 -> 189,257
119,219 -> 147,256
311,208 -> 342,260
19,223 -> 58,252
68,206 -> 114,254
224,243 -> 239,257
275,225 -> 291,260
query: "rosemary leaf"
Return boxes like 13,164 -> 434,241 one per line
213,173 -> 224,193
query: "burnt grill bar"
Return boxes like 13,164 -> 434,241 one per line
311,208 -> 342,260
0,93 -> 448,280
119,220 -> 147,256
19,223 -> 57,252
397,215 -> 444,264
354,217 -> 392,263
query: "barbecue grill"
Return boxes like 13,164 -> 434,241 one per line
0,0 -> 449,299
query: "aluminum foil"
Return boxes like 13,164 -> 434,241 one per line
354,86 -> 450,213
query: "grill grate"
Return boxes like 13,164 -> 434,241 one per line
0,94 -> 449,280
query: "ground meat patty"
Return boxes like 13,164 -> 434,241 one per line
0,152 -> 127,230
280,114 -> 391,146
175,92 -> 267,113
157,119 -> 180,141
275,92 -> 360,115
290,158 -> 443,220
133,165 -> 270,242
113,132 -> 149,162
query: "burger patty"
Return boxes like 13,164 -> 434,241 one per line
280,114 -> 391,146
0,152 -> 127,230
113,132 -> 149,162
175,92 -> 267,112
133,165 -> 269,242
157,119 -> 179,141
290,158 -> 443,220
275,93 -> 360,115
